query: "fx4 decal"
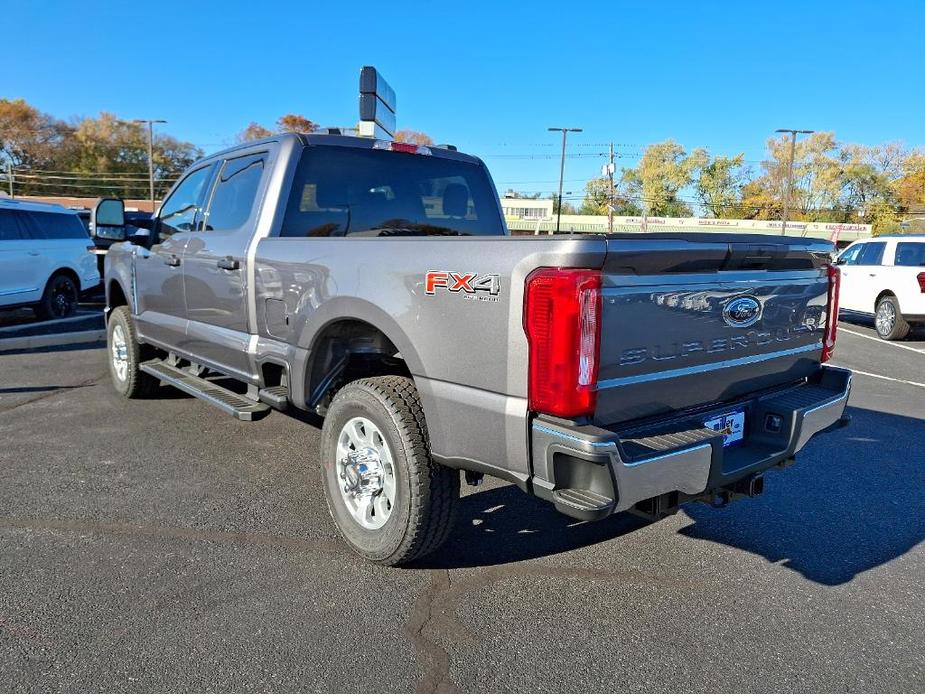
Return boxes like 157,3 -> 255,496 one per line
425,271 -> 501,299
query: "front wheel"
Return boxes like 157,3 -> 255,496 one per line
320,376 -> 459,566
875,295 -> 910,340
107,306 -> 159,398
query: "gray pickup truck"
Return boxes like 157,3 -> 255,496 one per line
104,132 -> 851,565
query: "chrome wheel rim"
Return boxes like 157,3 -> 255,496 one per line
335,416 -> 396,530
111,324 -> 129,381
876,301 -> 895,336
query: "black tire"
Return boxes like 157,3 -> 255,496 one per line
875,295 -> 910,341
107,306 -> 159,398
35,273 -> 79,320
320,376 -> 459,566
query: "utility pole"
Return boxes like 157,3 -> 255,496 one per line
132,119 -> 167,212
775,128 -> 814,236
6,162 -> 12,198
608,142 -> 615,234
548,127 -> 582,233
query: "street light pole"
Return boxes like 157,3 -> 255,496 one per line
133,119 -> 167,212
775,128 -> 814,236
548,127 -> 582,233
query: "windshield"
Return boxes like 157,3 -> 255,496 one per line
279,145 -> 503,238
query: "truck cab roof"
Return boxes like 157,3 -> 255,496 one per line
194,132 -> 482,169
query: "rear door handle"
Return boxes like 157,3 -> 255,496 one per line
165,255 -> 181,267
868,273 -> 877,277
217,256 -> 240,271
27,251 -> 40,256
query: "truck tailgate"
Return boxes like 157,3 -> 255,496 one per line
595,234 -> 834,426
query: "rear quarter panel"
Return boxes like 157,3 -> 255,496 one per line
253,235 -> 607,482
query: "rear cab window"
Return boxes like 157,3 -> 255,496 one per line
279,145 -> 502,238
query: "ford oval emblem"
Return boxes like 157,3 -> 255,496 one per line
723,296 -> 762,327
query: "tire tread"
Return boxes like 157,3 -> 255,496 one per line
327,375 -> 458,565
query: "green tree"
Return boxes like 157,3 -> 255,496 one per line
624,140 -> 701,216
695,153 -> 749,218
580,177 -> 642,215
550,194 -> 577,215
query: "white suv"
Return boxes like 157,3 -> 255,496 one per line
836,235 -> 925,340
0,199 -> 101,320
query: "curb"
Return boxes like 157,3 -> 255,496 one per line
0,329 -> 107,354
0,310 -> 102,335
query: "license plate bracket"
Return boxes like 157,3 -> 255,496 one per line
704,410 -> 746,447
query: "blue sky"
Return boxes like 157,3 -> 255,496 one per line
6,0 -> 923,198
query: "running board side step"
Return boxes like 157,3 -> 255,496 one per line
258,384 -> 289,410
140,360 -> 270,421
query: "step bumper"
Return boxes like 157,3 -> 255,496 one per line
530,366 -> 852,519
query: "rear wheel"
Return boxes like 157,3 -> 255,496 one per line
320,376 -> 459,566
35,273 -> 78,320
107,306 -> 158,398
875,295 -> 910,340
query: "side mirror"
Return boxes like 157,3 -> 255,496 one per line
91,198 -> 126,241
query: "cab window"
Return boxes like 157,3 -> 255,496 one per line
19,211 -> 89,239
0,209 -> 24,240
837,244 -> 862,265
202,153 -> 266,231
158,166 -> 214,237
895,242 -> 925,267
855,241 -> 885,266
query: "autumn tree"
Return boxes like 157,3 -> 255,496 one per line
1,100 -> 200,197
895,152 -> 925,211
0,98 -> 73,174
394,130 -> 434,145
237,122 -> 273,142
276,114 -> 317,134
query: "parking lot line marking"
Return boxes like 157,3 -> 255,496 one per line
833,365 -> 925,389
839,327 -> 925,355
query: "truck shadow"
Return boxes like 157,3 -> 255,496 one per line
677,406 -> 924,585
418,406 -> 924,585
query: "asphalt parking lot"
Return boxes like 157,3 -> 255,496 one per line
0,321 -> 922,694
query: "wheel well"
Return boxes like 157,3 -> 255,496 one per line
875,290 -> 897,311
306,319 -> 410,412
108,280 -> 128,310
49,267 -> 80,292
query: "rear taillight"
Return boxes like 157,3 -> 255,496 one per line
524,268 -> 602,418
917,272 -> 925,293
821,264 -> 840,363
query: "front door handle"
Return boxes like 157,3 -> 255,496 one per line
165,255 -> 181,267
868,273 -> 877,277
217,256 -> 240,271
